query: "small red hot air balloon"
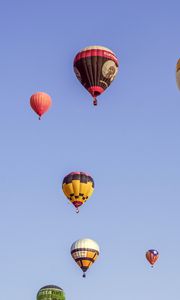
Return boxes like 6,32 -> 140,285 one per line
146,249 -> 159,267
30,92 -> 52,119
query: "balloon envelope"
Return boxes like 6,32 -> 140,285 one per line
146,249 -> 159,266
30,92 -> 52,119
37,285 -> 66,300
62,172 -> 94,212
71,238 -> 100,277
176,59 -> 180,89
74,45 -> 119,105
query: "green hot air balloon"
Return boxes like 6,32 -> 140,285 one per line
37,285 -> 66,300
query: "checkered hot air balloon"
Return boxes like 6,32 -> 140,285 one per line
74,45 -> 119,106
71,238 -> 100,278
62,172 -> 94,213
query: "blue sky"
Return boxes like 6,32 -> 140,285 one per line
0,0 -> 180,299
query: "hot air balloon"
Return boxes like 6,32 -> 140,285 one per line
71,238 -> 100,277
146,249 -> 159,267
37,285 -> 66,300
74,45 -> 119,105
62,172 -> 94,213
176,59 -> 180,89
30,92 -> 52,119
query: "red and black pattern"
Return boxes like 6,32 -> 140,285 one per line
74,46 -> 119,105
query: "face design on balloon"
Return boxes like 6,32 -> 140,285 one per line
74,66 -> 82,82
102,60 -> 118,82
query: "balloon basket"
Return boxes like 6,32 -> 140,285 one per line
93,98 -> 97,106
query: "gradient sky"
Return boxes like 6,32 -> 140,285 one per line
0,0 -> 180,299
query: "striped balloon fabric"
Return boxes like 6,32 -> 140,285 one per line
74,45 -> 119,105
71,238 -> 100,277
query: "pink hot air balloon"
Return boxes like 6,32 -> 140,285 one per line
30,92 -> 52,119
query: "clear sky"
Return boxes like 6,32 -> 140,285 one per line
0,0 -> 180,299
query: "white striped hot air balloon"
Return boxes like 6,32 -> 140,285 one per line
71,238 -> 100,277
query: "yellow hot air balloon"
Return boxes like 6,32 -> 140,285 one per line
176,59 -> 180,89
62,172 -> 94,213
71,238 -> 100,277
